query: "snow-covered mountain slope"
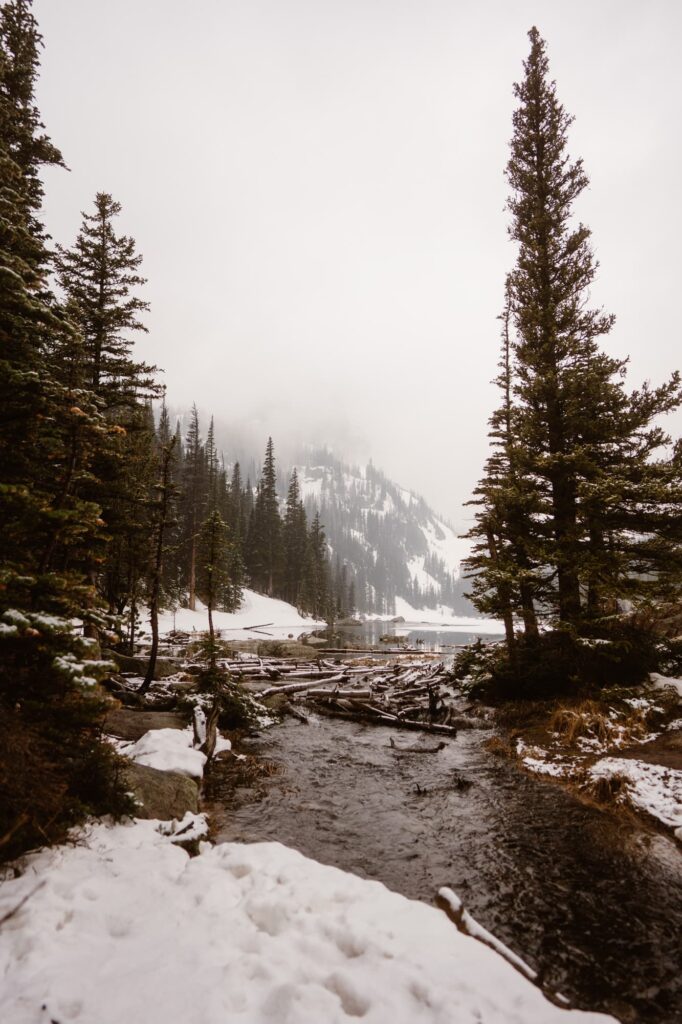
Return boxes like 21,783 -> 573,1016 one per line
292,449 -> 473,616
157,590 -> 325,640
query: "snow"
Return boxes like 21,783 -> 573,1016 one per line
437,888 -> 537,982
421,518 -> 470,580
298,472 -> 324,501
116,726 -> 232,778
156,589 -> 325,640
650,673 -> 682,701
122,727 -> 208,778
371,596 -> 504,634
589,758 -> 682,829
0,819 -> 615,1024
517,741 -> 573,778
407,555 -> 440,592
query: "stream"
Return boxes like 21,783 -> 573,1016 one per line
211,706 -> 682,1023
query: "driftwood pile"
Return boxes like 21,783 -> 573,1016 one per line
224,654 -> 459,736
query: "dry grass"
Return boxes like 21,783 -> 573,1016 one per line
549,699 -> 651,750
484,735 -> 515,758
549,701 -> 611,745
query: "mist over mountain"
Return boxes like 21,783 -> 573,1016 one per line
171,409 -> 475,617
293,449 -> 474,617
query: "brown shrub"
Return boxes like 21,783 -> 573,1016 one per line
484,735 -> 514,757
550,701 -> 611,746
589,772 -> 628,804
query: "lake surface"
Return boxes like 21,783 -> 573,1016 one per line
324,619 -> 505,653
210,705 -> 682,1024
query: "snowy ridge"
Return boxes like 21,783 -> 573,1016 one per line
292,449 -> 472,617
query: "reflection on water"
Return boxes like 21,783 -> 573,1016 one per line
328,620 -> 505,653
214,711 -> 682,1024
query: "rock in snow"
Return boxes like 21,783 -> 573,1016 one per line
0,819 -> 615,1024
122,762 -> 200,821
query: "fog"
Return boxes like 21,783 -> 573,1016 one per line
35,0 -> 682,527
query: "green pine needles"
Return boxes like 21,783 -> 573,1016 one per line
465,28 -> 682,694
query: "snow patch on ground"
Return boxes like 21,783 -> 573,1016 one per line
155,589 -> 325,640
589,758 -> 682,829
115,726 -> 231,778
122,727 -> 207,778
516,741 -> 574,778
650,673 -> 682,702
0,820 -> 615,1024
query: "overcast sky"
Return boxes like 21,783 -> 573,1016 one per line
35,0 -> 681,527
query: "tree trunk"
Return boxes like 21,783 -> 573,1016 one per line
188,536 -> 196,611
207,602 -> 215,669
485,526 -> 516,655
140,439 -> 175,695
552,475 -> 581,625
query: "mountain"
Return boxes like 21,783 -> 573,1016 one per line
291,448 -> 474,617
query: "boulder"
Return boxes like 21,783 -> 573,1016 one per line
105,709 -> 189,741
123,761 -> 200,820
105,650 -> 179,679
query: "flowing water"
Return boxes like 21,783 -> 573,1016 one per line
212,701 -> 682,1023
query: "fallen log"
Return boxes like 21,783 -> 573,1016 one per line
256,673 -> 348,699
437,887 -> 537,983
283,702 -> 309,723
313,704 -> 458,736
300,688 -> 372,700
389,737 -> 446,754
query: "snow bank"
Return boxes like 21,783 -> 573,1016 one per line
0,820 -> 614,1024
156,589 -> 325,640
123,727 -> 208,778
116,726 -> 232,778
650,673 -> 682,702
589,758 -> 682,830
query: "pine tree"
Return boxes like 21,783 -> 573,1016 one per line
178,405 -> 206,610
299,511 -> 330,618
0,0 -> 63,257
246,438 -> 283,595
52,191 -> 161,631
505,28 -> 681,630
55,193 -> 156,411
139,433 -> 178,694
0,0 -> 128,858
282,468 -> 308,605
198,508 -> 231,668
464,284 -> 540,650
464,28 -> 682,690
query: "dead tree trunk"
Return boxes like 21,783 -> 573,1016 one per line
140,438 -> 176,695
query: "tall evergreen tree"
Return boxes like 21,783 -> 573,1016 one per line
52,192 -> 160,627
503,27 -> 682,630
139,433 -> 177,694
299,511 -> 330,619
54,193 -> 156,410
178,405 -> 206,610
0,0 -> 128,858
465,284 -> 540,650
282,468 -> 308,605
197,509 -> 231,667
246,438 -> 283,595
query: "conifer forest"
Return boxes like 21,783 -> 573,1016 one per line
1,4 -> 681,1024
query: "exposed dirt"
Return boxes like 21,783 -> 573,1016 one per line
618,729 -> 682,771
